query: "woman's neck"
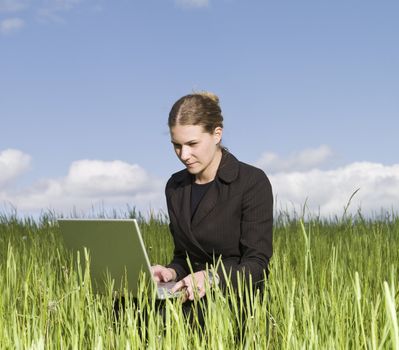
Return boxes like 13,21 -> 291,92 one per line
195,148 -> 223,184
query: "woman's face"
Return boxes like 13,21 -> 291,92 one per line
170,124 -> 223,181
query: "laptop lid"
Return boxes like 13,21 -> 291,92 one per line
58,219 -> 173,298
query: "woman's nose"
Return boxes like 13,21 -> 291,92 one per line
180,145 -> 191,161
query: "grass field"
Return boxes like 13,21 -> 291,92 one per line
0,209 -> 398,349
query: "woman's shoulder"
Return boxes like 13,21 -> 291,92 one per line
220,150 -> 271,191
166,168 -> 189,190
224,150 -> 269,180
238,158 -> 265,174
237,161 -> 271,193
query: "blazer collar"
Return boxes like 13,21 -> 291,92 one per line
169,149 -> 240,260
216,148 -> 239,184
173,148 -> 239,185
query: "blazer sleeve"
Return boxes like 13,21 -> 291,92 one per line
166,222 -> 190,281
217,168 -> 273,290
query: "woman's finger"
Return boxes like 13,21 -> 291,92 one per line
171,279 -> 185,293
161,270 -> 170,282
198,286 -> 206,298
186,285 -> 195,300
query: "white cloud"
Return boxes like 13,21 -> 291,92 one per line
0,149 -> 31,187
64,160 -> 158,196
0,17 -> 25,34
0,0 -> 29,13
267,161 -> 399,217
175,0 -> 209,9
254,145 -> 399,216
0,153 -> 165,216
1,147 -> 399,218
256,145 -> 333,173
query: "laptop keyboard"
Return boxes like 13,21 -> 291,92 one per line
157,281 -> 179,299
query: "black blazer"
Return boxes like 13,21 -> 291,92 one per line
166,150 -> 273,290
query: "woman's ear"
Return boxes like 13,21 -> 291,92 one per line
213,127 -> 223,144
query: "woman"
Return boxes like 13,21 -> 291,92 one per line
152,92 -> 273,302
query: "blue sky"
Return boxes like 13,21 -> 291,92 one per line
1,0 -> 398,217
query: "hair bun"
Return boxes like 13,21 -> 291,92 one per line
169,91 -> 223,131
197,91 -> 220,105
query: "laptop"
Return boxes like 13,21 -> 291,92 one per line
58,219 -> 178,299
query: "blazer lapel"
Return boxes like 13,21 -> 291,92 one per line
167,150 -> 239,261
191,149 -> 239,228
169,171 -> 191,237
169,171 -> 211,259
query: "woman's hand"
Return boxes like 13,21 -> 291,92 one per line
151,265 -> 177,282
171,270 -> 207,301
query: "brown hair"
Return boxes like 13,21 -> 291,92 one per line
168,92 -> 223,133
